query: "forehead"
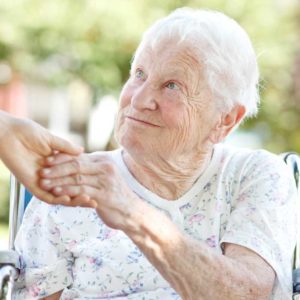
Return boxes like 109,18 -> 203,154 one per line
133,38 -> 203,78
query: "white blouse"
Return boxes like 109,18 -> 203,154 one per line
13,144 -> 298,299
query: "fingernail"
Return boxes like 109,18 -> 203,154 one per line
47,156 -> 54,162
61,196 -> 71,202
90,200 -> 98,208
42,168 -> 51,175
42,179 -> 51,186
54,187 -> 62,193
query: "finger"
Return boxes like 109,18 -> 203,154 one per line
31,189 -> 72,205
43,194 -> 94,208
50,195 -> 73,206
52,184 -> 100,199
49,134 -> 84,155
35,187 -> 95,208
40,160 -> 83,178
52,194 -> 92,207
71,195 -> 98,208
40,159 -> 103,179
40,174 -> 105,191
40,176 -> 73,191
52,187 -> 98,208
45,153 -> 76,166
45,152 -> 98,166
52,185 -> 88,197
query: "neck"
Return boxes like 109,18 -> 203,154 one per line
122,146 -> 214,200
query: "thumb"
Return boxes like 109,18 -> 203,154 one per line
49,134 -> 83,155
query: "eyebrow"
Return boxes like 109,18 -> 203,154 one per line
132,62 -> 189,77
132,49 -> 200,82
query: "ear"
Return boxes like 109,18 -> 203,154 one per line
222,105 -> 246,135
210,105 -> 246,143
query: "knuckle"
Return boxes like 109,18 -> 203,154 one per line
79,185 -> 86,194
71,159 -> 81,172
96,176 -> 105,189
75,174 -> 84,185
92,153 -> 106,162
102,161 -> 116,175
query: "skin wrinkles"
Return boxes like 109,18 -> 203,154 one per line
38,12 -> 275,300
115,38 -> 222,199
132,44 -> 207,103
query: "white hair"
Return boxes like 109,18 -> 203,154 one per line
133,8 -> 260,118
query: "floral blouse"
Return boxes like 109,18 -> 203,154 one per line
13,144 -> 298,299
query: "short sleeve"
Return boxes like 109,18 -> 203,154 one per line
220,151 -> 298,299
13,198 -> 73,299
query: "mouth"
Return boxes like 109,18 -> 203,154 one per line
125,116 -> 160,127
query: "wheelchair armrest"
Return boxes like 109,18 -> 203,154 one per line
0,251 -> 20,298
294,268 -> 300,294
0,251 -> 20,269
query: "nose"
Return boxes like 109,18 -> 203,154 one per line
131,81 -> 158,111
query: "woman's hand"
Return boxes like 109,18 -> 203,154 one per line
40,152 -> 141,229
0,112 -> 83,205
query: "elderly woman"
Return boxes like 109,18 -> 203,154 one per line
14,8 -> 297,300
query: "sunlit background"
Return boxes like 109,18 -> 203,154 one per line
0,0 -> 300,248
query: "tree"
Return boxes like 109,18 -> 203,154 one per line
0,0 -> 299,152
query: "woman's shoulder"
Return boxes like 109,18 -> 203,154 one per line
216,144 -> 286,170
213,144 -> 291,186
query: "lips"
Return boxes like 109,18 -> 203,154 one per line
125,116 -> 160,127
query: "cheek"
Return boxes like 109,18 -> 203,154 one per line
116,83 -> 133,126
159,98 -> 186,128
119,83 -> 133,109
115,86 -> 131,141
114,111 -> 123,145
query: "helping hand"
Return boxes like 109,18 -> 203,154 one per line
0,113 -> 83,205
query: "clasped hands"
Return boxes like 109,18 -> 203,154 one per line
39,152 -> 138,230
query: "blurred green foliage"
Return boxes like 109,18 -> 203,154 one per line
1,0 -> 300,151
0,0 -> 300,225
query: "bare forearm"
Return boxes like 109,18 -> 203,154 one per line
124,200 -> 269,300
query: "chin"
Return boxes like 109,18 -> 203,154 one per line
116,124 -> 160,157
121,135 -> 157,159
121,135 -> 143,152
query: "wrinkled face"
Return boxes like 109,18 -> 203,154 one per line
115,38 -> 221,160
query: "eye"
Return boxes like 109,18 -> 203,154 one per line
135,69 -> 145,80
166,81 -> 180,90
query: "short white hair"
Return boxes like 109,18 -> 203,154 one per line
133,8 -> 260,118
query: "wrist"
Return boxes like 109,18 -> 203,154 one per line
0,111 -> 18,148
119,194 -> 145,234
123,198 -> 182,247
